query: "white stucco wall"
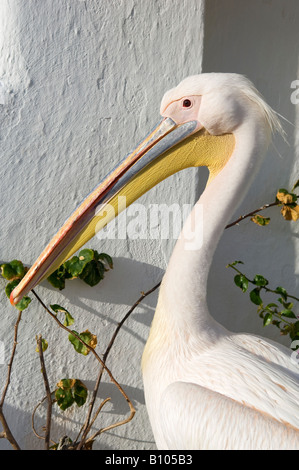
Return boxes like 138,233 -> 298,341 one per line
0,0 -> 205,450
0,0 -> 298,451
203,0 -> 299,339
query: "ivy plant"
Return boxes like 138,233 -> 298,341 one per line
47,249 -> 113,290
1,249 -> 113,310
227,261 -> 299,349
0,248 -> 113,441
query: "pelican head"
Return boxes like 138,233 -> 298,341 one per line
10,73 -> 280,305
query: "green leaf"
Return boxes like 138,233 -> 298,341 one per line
79,248 -> 95,264
5,279 -> 19,298
234,274 -> 249,293
79,259 -> 105,287
280,324 -> 291,336
9,260 -> 26,278
277,188 -> 297,203
282,301 -> 294,310
290,322 -> 299,341
280,309 -> 297,319
78,251 -> 113,287
1,263 -> 15,280
251,215 -> 271,226
5,279 -> 32,311
253,275 -> 269,287
250,288 -> 263,306
46,249 -> 113,289
275,287 -> 288,301
291,179 -> 299,192
68,330 -> 97,356
55,386 -> 75,411
265,303 -> 278,310
96,252 -> 114,269
65,249 -> 95,278
272,320 -> 281,329
47,265 -> 68,290
1,260 -> 26,280
290,193 -> 298,203
55,379 -> 88,411
263,312 -> 272,326
15,296 -> 32,311
227,261 -> 244,267
73,380 -> 88,407
50,304 -> 75,326
36,338 -> 48,353
277,188 -> 288,195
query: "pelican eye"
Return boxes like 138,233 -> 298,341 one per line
182,99 -> 192,108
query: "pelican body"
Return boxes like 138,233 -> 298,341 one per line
11,74 -> 299,449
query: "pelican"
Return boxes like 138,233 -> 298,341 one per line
10,73 -> 299,449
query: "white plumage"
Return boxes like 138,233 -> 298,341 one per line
141,74 -> 299,450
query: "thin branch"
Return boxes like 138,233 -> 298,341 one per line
0,310 -> 22,450
85,412 -> 135,445
76,281 -> 161,449
76,397 -> 111,448
225,201 -> 278,229
31,393 -> 56,445
84,397 -> 111,435
31,396 -> 47,441
0,311 -> 22,407
31,289 -> 136,447
36,335 -> 52,450
0,413 -> 20,450
104,282 -> 162,361
228,263 -> 299,302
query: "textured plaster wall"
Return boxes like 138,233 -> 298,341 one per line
203,0 -> 299,340
0,0 -> 298,451
0,0 -> 204,450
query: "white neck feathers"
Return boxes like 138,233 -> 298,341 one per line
160,114 -> 270,333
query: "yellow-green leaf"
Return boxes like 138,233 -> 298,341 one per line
68,330 -> 97,356
55,378 -> 88,411
36,338 -> 48,353
281,205 -> 299,221
251,214 -> 270,226
50,304 -> 75,326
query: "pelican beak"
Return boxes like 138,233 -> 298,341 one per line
10,118 -> 193,304
11,114 -> 235,305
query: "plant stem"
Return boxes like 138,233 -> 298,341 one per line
31,289 -> 136,448
225,201 -> 278,229
0,311 -> 22,450
36,335 -> 52,450
227,264 -> 299,302
76,281 -> 161,449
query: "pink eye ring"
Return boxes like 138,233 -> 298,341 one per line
182,99 -> 192,108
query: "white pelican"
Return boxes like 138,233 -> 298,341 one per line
10,73 -> 299,450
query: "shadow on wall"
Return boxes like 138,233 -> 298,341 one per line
48,256 -> 163,326
0,257 -> 162,451
203,0 -> 299,338
0,385 -> 151,450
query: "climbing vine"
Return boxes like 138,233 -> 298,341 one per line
227,261 -> 299,347
226,181 -> 299,349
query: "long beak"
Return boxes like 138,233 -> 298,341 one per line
10,117 -> 202,305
